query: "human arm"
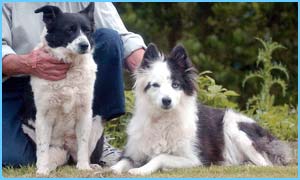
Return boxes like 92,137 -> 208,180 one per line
125,48 -> 145,72
2,4 -> 70,81
92,2 -> 146,71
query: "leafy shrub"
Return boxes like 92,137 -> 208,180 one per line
197,71 -> 239,109
115,2 -> 297,107
243,38 -> 289,113
242,38 -> 297,141
258,104 -> 297,141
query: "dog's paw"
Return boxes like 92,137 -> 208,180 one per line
36,167 -> 50,176
128,167 -> 153,176
110,164 -> 124,174
90,163 -> 102,170
76,162 -> 92,171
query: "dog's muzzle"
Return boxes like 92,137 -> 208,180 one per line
78,42 -> 89,54
161,97 -> 172,109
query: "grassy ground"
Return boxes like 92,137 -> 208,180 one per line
2,165 -> 298,178
2,142 -> 298,178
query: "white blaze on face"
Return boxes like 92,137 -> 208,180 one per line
145,60 -> 183,111
66,31 -> 91,54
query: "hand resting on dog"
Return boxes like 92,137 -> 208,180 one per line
3,47 -> 70,81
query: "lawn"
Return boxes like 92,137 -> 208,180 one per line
2,165 -> 298,178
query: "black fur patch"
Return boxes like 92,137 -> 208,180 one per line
35,3 -> 95,49
238,122 -> 276,152
196,104 -> 226,165
237,122 -> 292,165
90,133 -> 104,165
140,43 -> 160,69
139,43 -> 197,96
167,45 -> 197,96
20,81 -> 36,122
144,82 -> 151,92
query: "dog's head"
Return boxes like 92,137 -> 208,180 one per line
136,43 -> 197,111
35,3 -> 95,54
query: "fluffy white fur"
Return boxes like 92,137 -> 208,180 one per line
111,58 -> 201,175
31,31 -> 97,175
22,116 -> 104,164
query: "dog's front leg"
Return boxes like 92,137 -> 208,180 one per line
128,154 -> 200,176
111,158 -> 134,174
35,111 -> 54,175
76,109 -> 92,170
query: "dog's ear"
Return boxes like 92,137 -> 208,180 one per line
170,45 -> 197,95
79,2 -> 95,24
169,44 -> 193,72
140,43 -> 161,69
35,5 -> 62,29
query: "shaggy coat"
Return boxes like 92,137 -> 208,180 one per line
111,43 -> 291,176
29,3 -> 99,175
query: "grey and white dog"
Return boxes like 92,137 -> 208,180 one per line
111,43 -> 292,176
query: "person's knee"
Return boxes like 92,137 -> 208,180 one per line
93,28 -> 123,49
93,28 -> 124,64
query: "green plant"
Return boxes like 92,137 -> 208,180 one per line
243,38 -> 289,113
104,91 -> 134,148
197,71 -> 239,109
259,104 -> 297,141
242,38 -> 297,141
116,2 -> 297,107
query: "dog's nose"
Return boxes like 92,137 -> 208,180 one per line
162,97 -> 172,107
79,42 -> 89,51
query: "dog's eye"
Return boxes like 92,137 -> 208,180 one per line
84,29 -> 91,34
82,26 -> 91,34
152,83 -> 160,88
172,82 -> 180,89
66,26 -> 77,34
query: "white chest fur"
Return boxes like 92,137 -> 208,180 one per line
31,51 -> 97,144
126,96 -> 199,160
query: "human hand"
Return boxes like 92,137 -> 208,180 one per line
22,48 -> 70,81
125,48 -> 145,72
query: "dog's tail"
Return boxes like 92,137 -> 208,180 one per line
239,122 -> 292,165
22,119 -> 36,143
259,138 -> 292,166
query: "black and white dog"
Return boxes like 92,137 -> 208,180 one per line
111,43 -> 292,175
21,3 -> 103,175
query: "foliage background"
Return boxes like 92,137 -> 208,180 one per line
106,2 -> 297,147
115,2 -> 297,107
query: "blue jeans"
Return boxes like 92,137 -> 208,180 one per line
2,28 -> 125,166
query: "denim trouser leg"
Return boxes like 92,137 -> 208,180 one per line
2,77 -> 36,167
92,28 -> 125,120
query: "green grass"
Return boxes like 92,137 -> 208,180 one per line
2,165 -> 298,178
